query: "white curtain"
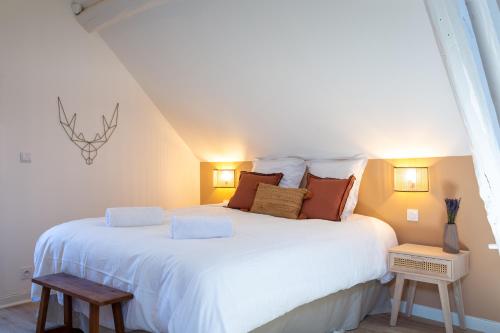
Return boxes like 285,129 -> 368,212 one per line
425,0 -> 500,253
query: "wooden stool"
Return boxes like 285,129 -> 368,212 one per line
32,273 -> 133,333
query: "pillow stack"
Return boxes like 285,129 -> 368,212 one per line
226,156 -> 367,222
306,156 -> 367,220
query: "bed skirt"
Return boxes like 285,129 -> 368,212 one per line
45,279 -> 390,333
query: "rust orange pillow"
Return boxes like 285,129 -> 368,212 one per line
227,171 -> 283,210
300,173 -> 355,221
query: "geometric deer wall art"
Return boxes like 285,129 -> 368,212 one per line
58,97 -> 119,165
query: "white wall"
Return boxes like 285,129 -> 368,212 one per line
0,0 -> 199,305
99,0 -> 470,161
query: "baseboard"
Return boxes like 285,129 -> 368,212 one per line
395,299 -> 500,333
0,292 -> 32,309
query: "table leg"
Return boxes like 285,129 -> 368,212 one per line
36,287 -> 50,333
89,303 -> 100,333
406,280 -> 417,317
438,280 -> 453,333
453,279 -> 466,329
390,273 -> 405,326
64,294 -> 73,329
112,302 -> 125,333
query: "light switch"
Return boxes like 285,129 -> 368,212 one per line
20,152 -> 31,163
407,209 -> 419,222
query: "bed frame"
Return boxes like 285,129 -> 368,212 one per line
45,279 -> 389,333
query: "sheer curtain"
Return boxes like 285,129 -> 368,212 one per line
425,0 -> 500,253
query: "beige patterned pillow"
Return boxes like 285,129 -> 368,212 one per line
250,183 -> 309,219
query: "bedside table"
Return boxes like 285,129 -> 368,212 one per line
388,243 -> 470,333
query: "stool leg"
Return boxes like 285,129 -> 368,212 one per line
406,280 -> 417,317
89,303 -> 100,333
64,294 -> 73,329
438,281 -> 453,333
36,287 -> 50,333
453,279 -> 466,329
390,273 -> 405,326
112,303 -> 125,333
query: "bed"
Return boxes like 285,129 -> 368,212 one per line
32,205 -> 398,333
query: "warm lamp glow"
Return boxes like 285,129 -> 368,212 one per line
394,167 -> 429,192
213,169 -> 235,188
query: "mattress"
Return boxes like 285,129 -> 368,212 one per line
32,205 -> 397,333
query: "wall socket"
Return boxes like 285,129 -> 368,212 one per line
407,209 -> 419,222
19,266 -> 33,280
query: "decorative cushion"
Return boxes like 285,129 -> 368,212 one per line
300,173 -> 356,221
227,171 -> 283,210
250,183 -> 309,219
306,156 -> 367,220
252,157 -> 306,188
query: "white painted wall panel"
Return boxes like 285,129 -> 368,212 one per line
0,0 -> 199,305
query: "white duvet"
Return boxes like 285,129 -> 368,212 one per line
32,205 -> 397,333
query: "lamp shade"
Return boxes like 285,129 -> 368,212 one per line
213,169 -> 236,188
394,167 -> 429,192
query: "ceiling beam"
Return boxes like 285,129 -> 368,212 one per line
74,0 -> 170,33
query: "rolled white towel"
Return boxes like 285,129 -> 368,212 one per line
105,207 -> 165,227
171,216 -> 233,239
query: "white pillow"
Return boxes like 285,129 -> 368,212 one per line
252,157 -> 306,188
306,156 -> 368,220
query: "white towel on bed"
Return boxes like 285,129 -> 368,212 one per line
171,215 -> 233,239
105,207 -> 165,227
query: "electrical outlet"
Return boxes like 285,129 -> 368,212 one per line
407,209 -> 419,222
19,266 -> 33,280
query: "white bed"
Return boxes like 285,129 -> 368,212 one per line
32,205 -> 397,333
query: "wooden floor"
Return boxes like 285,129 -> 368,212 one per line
0,302 -> 480,333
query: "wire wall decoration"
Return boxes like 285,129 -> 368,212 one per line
58,97 -> 119,165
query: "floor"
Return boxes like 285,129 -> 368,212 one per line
0,302 -> 479,333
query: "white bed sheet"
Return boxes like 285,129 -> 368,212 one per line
32,205 -> 397,333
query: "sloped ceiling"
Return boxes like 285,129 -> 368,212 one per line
98,0 -> 470,161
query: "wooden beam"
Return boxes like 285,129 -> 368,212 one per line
74,0 -> 170,33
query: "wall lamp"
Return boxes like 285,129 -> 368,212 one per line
394,167 -> 429,192
213,169 -> 236,188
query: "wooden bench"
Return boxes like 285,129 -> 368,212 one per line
32,273 -> 133,333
